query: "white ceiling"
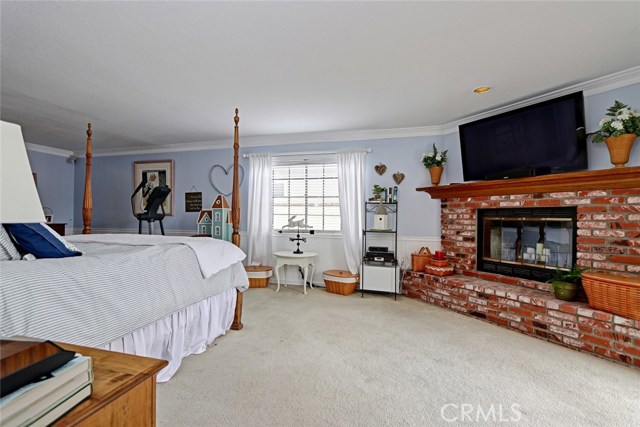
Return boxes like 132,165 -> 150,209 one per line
1,1 -> 639,155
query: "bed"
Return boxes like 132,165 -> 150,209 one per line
0,110 -> 247,382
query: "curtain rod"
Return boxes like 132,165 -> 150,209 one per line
242,148 -> 372,158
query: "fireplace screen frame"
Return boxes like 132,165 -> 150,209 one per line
477,207 -> 578,282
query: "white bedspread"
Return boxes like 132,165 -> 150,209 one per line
66,234 -> 246,278
0,235 -> 248,347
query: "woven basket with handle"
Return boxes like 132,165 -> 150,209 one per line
323,270 -> 359,296
411,246 -> 432,272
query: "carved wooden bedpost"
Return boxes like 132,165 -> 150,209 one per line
82,123 -> 93,234
231,108 -> 243,331
231,108 -> 241,248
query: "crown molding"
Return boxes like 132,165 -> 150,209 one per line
238,125 -> 447,147
87,125 -> 446,157
86,142 -> 230,158
64,66 -> 640,157
26,143 -> 74,157
441,66 -> 640,134
582,66 -> 640,96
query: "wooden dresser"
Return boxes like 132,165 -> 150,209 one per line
53,344 -> 167,427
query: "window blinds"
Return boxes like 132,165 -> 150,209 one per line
272,154 -> 340,232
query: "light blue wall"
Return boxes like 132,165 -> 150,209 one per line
26,150 -> 75,227
72,136 -> 444,237
73,148 -> 242,233
585,83 -> 640,169
64,82 -> 638,236
245,136 -> 445,237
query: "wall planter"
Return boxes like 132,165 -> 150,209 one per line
428,166 -> 444,186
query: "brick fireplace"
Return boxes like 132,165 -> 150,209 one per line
403,167 -> 640,367
423,167 -> 640,279
444,189 -> 639,278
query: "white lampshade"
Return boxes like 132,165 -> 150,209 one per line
1,121 -> 46,223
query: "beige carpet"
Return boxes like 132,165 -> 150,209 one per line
157,285 -> 639,427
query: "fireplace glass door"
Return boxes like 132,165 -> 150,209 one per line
478,208 -> 577,281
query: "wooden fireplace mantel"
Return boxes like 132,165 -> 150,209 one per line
416,166 -> 640,199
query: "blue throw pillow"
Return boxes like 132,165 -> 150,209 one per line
5,223 -> 82,259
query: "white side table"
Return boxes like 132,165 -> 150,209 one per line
274,251 -> 317,295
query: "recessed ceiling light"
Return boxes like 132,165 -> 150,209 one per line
473,86 -> 492,94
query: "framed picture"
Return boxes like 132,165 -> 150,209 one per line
133,160 -> 174,215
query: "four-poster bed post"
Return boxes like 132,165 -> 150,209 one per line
82,123 -> 93,234
230,108 -> 243,330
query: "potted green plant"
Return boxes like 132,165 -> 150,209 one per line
549,265 -> 585,301
421,143 -> 448,186
588,100 -> 640,167
372,184 -> 384,200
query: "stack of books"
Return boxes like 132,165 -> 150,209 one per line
0,341 -> 93,427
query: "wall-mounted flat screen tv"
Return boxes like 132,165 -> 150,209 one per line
459,92 -> 587,181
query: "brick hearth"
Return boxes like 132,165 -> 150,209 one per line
406,168 -> 640,367
402,271 -> 640,367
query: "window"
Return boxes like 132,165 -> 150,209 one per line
272,154 -> 340,232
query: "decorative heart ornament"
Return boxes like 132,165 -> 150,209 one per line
375,163 -> 387,175
209,164 -> 245,196
393,172 -> 405,185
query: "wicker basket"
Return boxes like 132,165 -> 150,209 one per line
411,247 -> 432,272
323,270 -> 359,296
244,266 -> 272,288
582,271 -> 640,320
429,258 -> 449,268
425,265 -> 454,277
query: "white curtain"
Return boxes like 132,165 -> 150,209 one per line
337,151 -> 365,274
247,153 -> 273,266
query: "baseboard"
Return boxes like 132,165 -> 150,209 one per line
73,228 -> 248,237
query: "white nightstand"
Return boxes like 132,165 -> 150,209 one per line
274,251 -> 317,294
